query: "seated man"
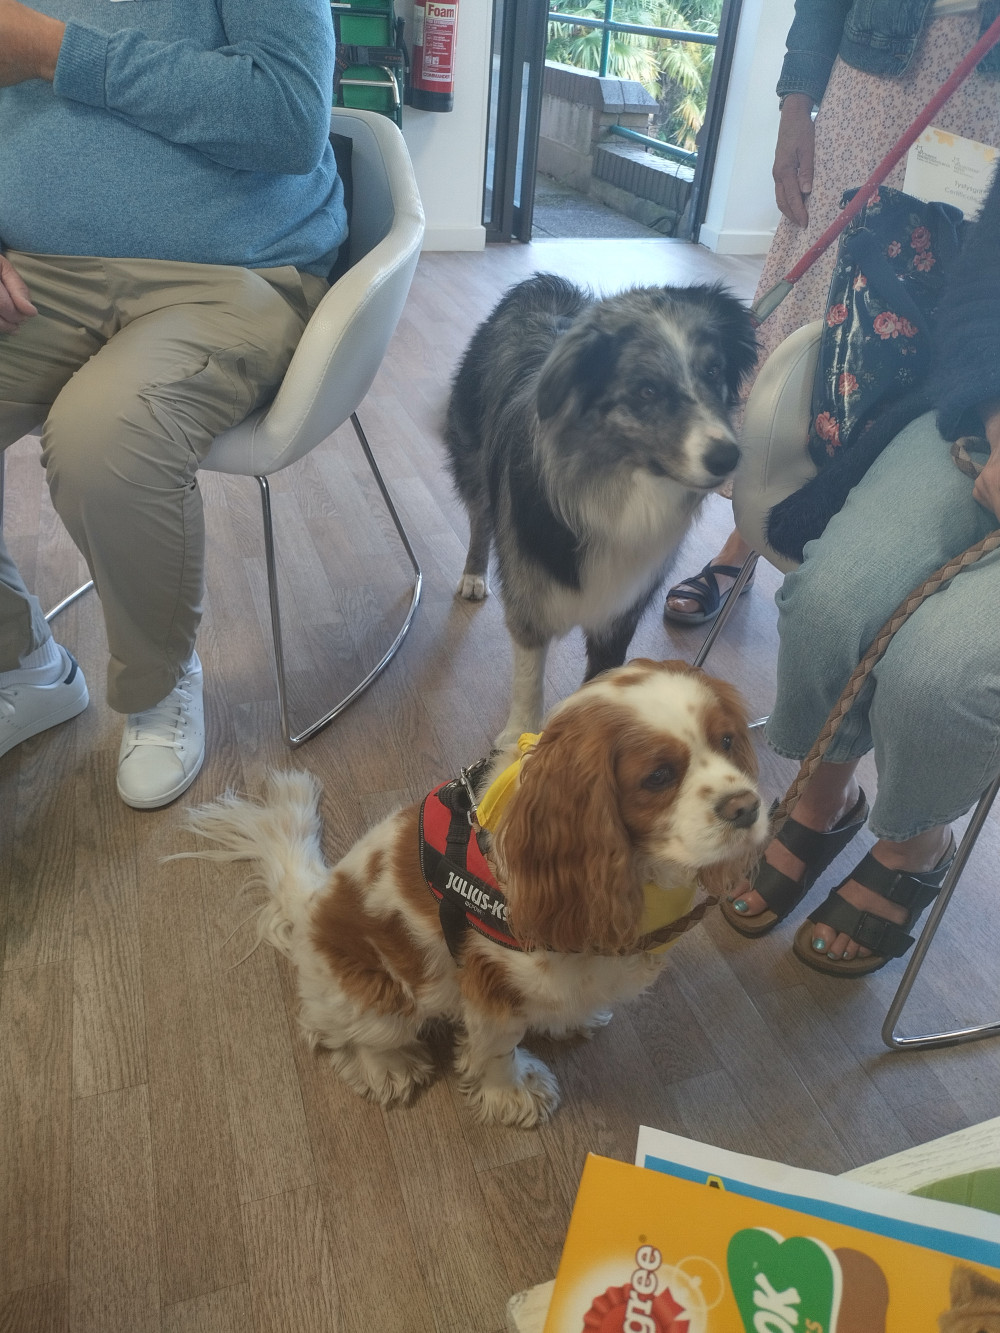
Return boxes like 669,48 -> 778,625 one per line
0,0 -> 347,807
719,161 -> 1000,976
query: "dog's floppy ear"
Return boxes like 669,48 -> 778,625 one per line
535,321 -> 630,420
676,284 -> 757,403
493,708 -> 645,954
687,667 -> 762,902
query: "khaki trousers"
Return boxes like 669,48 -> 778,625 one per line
0,252 -> 327,712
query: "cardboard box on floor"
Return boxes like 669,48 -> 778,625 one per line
507,1118 -> 1000,1333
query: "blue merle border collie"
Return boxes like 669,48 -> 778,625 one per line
443,273 -> 758,745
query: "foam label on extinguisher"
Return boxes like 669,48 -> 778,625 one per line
419,1 -> 457,84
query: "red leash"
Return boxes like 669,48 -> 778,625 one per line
751,12 -> 1000,325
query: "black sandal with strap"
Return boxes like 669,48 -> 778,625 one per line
791,837 -> 956,977
721,788 -> 869,938
662,560 -> 757,626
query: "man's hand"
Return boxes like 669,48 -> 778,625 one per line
773,94 -> 816,229
973,402 -> 1000,521
0,0 -> 65,86
0,253 -> 37,334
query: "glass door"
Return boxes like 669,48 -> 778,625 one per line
483,0 -> 744,243
483,0 -> 549,242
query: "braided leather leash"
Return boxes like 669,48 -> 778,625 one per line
770,513 -> 1000,833
636,891 -> 719,952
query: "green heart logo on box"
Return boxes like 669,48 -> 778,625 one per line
727,1228 -> 842,1332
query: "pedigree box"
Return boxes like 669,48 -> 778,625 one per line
542,1140 -> 1000,1333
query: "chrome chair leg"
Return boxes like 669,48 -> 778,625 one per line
44,579 -> 95,623
1,448 -> 94,623
882,772 -> 1000,1051
692,550 -> 759,670
257,410 -> 422,747
688,550 -> 768,730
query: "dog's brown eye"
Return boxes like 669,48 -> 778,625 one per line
642,765 -> 676,790
705,362 -> 721,379
638,384 -> 657,401
720,734 -> 733,751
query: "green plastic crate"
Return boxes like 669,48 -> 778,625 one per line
332,0 -> 406,126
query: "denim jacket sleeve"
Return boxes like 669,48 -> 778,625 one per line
777,0 -> 1000,107
776,0 -> 854,107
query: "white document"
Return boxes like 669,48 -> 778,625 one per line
903,126 -> 998,218
635,1124 -> 1000,1266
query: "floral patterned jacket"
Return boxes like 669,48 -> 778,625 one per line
777,0 -> 1000,108
766,165 -> 999,561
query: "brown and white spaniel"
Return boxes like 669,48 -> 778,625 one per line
181,659 -> 768,1127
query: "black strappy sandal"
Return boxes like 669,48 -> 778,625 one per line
662,559 -> 757,626
791,837 -> 956,977
721,788 -> 869,938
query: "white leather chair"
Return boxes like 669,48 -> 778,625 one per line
699,321 -> 1000,1052
691,319 -> 824,681
3,108 -> 425,747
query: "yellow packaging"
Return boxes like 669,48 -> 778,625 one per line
543,1153 -> 1000,1332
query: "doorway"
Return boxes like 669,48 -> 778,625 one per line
483,0 -> 745,244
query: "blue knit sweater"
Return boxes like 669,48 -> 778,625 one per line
0,0 -> 347,277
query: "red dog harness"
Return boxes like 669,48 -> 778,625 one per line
418,775 -> 522,958
418,746 -> 716,961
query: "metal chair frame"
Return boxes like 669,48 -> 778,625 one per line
255,412 -> 421,747
0,452 -> 95,624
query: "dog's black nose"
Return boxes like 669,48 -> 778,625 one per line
703,439 -> 741,477
716,790 -> 760,829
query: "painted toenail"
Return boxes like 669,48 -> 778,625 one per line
732,899 -> 749,913
812,937 -> 827,952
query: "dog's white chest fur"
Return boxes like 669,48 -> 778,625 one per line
547,473 -> 699,634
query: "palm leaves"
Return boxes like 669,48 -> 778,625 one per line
546,0 -> 721,151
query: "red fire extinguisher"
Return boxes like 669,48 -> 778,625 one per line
407,0 -> 459,112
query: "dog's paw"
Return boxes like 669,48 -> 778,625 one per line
547,1009 -> 614,1041
328,1041 -> 435,1107
463,1049 -> 561,1128
493,724 -> 527,751
456,573 -> 489,601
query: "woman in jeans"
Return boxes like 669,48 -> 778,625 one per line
719,160 -> 1000,978
664,0 -> 1000,625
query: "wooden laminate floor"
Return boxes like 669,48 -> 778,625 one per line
2,237 -> 998,1333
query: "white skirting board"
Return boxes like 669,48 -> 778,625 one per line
697,224 -> 774,256
420,224 -> 487,252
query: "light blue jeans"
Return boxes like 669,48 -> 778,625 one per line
766,412 -> 1000,840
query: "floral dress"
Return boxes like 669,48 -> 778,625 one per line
746,12 -> 1000,408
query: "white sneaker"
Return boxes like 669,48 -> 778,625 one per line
117,654 -> 205,809
0,646 -> 89,759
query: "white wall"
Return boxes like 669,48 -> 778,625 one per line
697,0 -> 795,255
396,0 -> 790,256
399,0 -> 492,251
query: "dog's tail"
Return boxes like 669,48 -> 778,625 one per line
176,769 -> 328,958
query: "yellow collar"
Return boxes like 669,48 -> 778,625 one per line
473,732 -> 697,954
474,733 -> 539,832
